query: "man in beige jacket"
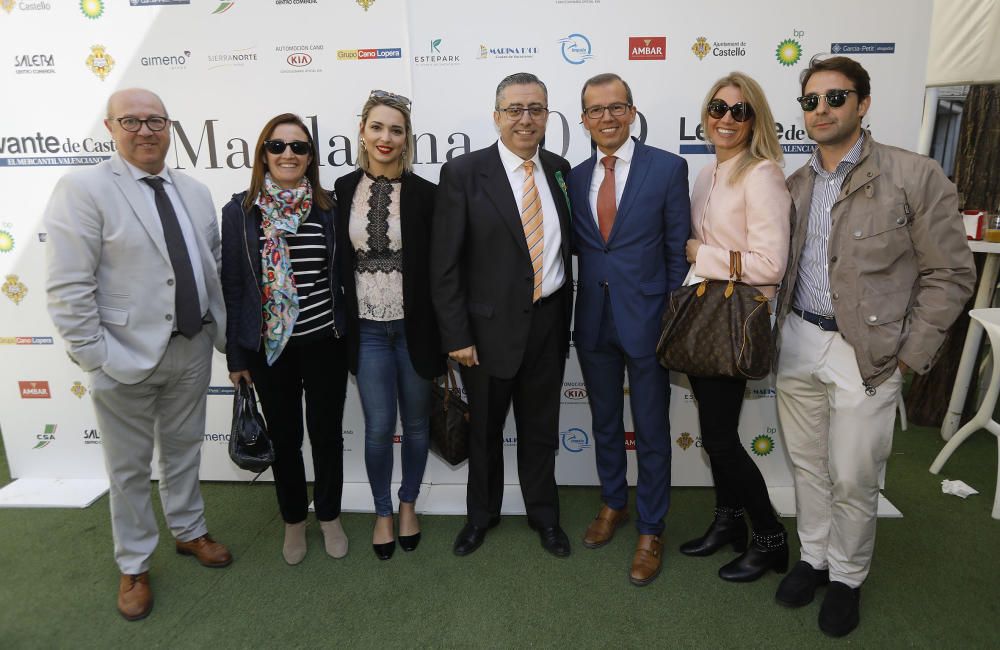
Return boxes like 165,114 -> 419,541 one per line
773,56 -> 975,637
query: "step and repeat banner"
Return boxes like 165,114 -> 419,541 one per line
0,0 -> 930,500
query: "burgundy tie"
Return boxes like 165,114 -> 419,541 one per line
597,155 -> 617,242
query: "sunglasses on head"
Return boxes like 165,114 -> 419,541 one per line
796,89 -> 856,111
707,99 -> 754,122
370,89 -> 412,108
263,139 -> 312,156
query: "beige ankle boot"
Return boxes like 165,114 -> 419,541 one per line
319,518 -> 348,558
283,521 -> 307,565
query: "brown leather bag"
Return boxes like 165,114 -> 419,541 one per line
656,251 -> 773,380
429,364 -> 470,465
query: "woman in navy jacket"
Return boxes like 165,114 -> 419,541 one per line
220,113 -> 349,565
335,91 -> 445,560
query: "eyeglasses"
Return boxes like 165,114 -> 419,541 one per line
706,99 -> 754,123
583,103 -> 632,120
497,105 -> 549,120
115,116 -> 169,132
263,139 -> 312,156
796,89 -> 856,112
370,89 -> 411,108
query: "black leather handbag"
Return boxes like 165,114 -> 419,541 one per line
656,251 -> 773,380
229,380 -> 275,474
430,364 -> 470,466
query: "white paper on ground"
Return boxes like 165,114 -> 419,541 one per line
941,479 -> 979,499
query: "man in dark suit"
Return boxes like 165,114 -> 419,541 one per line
431,72 -> 573,557
569,73 -> 690,585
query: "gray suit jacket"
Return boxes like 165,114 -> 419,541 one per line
45,153 -> 226,385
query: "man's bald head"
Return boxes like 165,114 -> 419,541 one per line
104,88 -> 172,175
106,88 -> 168,120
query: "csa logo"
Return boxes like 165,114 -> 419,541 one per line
86,45 -> 114,80
0,228 -> 13,253
211,1 -> 234,13
71,381 -> 87,399
20,381 -> 51,399
676,432 -> 695,450
628,37 -> 666,61
559,33 -> 593,65
560,427 -> 592,453
750,434 -> 774,456
34,424 -> 56,449
80,0 -> 104,19
2,274 -> 27,304
776,37 -> 803,66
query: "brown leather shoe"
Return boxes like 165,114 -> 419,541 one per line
629,534 -> 663,586
117,572 -> 153,621
582,504 -> 630,549
175,534 -> 233,568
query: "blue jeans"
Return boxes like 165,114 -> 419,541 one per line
356,318 -> 432,517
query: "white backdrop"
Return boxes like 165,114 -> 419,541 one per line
0,0 -> 931,507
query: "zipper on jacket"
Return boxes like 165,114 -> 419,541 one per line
240,202 -> 264,350
329,207 -> 340,339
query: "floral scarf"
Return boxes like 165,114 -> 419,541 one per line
255,173 -> 313,365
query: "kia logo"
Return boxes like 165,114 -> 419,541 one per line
563,387 -> 588,400
287,53 -> 312,67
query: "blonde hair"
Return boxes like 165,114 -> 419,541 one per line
357,93 -> 414,175
700,72 -> 783,184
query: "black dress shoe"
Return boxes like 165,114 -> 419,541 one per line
532,523 -> 571,558
819,582 -> 861,637
776,561 -> 830,607
453,523 -> 489,556
679,507 -> 748,557
399,532 -> 421,552
718,529 -> 788,582
372,540 -> 395,560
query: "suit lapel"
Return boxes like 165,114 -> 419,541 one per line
109,155 -> 171,264
480,145 -> 530,258
539,151 -> 571,260
573,154 -> 601,239
608,138 -> 650,243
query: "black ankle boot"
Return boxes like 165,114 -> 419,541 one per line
719,528 -> 789,582
679,507 -> 748,557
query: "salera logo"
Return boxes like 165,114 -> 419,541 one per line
20,380 -> 51,399
628,37 -> 665,60
34,424 -> 56,449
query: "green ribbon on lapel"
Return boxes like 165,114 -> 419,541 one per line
554,170 -> 571,215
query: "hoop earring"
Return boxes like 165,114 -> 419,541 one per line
360,139 -> 367,151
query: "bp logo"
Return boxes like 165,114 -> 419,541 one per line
775,39 -> 802,66
750,434 -> 774,456
560,427 -> 591,453
0,229 -> 13,253
691,37 -> 710,60
34,424 -> 56,449
676,432 -> 695,450
80,0 -> 103,19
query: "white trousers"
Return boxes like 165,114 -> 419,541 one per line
776,313 -> 901,587
89,327 -> 214,574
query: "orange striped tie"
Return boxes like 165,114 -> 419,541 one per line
521,160 -> 544,302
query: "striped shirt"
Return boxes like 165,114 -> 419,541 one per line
259,211 -> 335,343
792,132 -> 866,316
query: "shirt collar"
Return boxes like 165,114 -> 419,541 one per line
809,131 -> 866,176
599,136 -> 634,164
497,138 -> 542,175
122,155 -> 171,185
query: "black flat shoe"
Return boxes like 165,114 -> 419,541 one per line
453,522 -> 489,556
819,582 -> 861,637
719,529 -> 788,582
679,507 -> 747,557
776,561 -> 830,608
399,532 -> 421,552
372,540 -> 395,560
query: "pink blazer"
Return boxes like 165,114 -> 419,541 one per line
690,157 -> 791,299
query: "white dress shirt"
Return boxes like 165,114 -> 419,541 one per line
496,139 -> 565,298
588,136 -> 634,227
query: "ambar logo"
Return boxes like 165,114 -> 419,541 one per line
624,431 -> 636,451
19,380 -> 51,398
628,37 -> 666,60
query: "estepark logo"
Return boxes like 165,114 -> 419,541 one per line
0,336 -> 54,345
14,53 -> 55,75
691,37 -> 747,60
0,132 -> 115,167
559,33 -> 593,64
140,50 -> 190,69
561,427 -> 592,453
19,380 -> 51,399
83,428 -> 101,445
207,47 -> 257,70
34,424 -> 56,449
414,38 -> 460,65
337,47 -> 402,61
477,45 -> 538,60
628,37 -> 665,61
85,44 -> 114,80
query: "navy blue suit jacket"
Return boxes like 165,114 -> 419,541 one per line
569,138 -> 690,358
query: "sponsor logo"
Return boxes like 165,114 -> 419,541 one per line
71,381 -> 87,398
0,132 -> 115,167
628,36 -> 665,61
337,47 -> 401,61
678,117 -> 813,155
140,50 -> 190,69
204,432 -> 230,443
503,435 -> 517,447
744,387 -> 776,399
0,226 -> 13,252
750,433 -> 775,456
288,52 -> 311,66
19,380 -> 51,399
831,42 -> 895,55
85,44 -> 114,80
1,1 -> 15,12
560,427 -> 591,452
207,385 -> 236,396
356,0 -> 374,10
0,336 -> 54,345
14,53 -> 55,75
276,44 -> 323,73
559,33 -> 592,64
276,0 -> 317,4
691,36 -> 747,60
83,428 -> 101,444
211,1 -> 234,13
624,430 -> 635,451
562,382 -> 588,402
80,0 -> 103,19
554,0 -> 601,4
5,0 -> 53,12
477,45 -> 538,60
207,47 -> 257,69
34,423 -> 56,449
130,0 -> 190,5
676,432 -> 695,450
776,32 -> 804,66
38,232 -> 47,242
3,274 -> 27,304
414,38 -> 460,65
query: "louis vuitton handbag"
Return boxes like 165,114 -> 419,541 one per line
430,363 -> 470,466
656,251 -> 773,380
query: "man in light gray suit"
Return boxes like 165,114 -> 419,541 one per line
44,88 -> 231,621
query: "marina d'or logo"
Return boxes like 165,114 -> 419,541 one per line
691,37 -> 710,60
86,45 -> 114,80
560,427 -> 591,453
34,424 -> 56,449
2,274 -> 27,304
775,38 -> 802,66
676,432 -> 695,450
750,434 -> 774,456
80,0 -> 104,18
0,229 -> 13,253
559,33 -> 592,65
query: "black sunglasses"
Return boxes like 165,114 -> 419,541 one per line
707,99 -> 754,122
264,139 -> 312,156
796,89 -> 856,112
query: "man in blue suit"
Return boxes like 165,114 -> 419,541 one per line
569,73 -> 690,586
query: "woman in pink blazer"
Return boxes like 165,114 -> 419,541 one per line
679,72 -> 792,583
